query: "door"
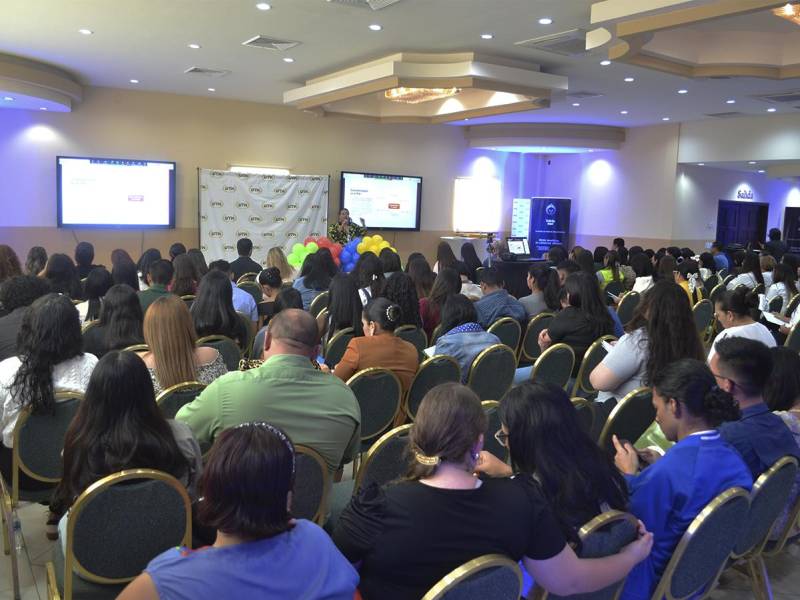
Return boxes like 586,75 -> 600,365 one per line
715,200 -> 768,248
784,207 -> 800,254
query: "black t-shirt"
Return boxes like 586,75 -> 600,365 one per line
547,306 -> 614,374
765,240 -> 788,262
332,478 -> 566,600
0,307 -> 27,362
230,256 -> 263,282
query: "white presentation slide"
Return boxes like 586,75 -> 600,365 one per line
58,157 -> 174,226
341,172 -> 421,230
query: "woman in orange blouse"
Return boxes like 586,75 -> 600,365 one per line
328,297 -> 419,393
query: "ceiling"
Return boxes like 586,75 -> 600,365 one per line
2,0 -> 800,128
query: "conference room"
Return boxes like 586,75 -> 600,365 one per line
2,1 -> 800,599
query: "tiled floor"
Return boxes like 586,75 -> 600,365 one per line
3,500 -> 800,599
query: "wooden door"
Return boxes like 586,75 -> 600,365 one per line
716,201 -> 768,248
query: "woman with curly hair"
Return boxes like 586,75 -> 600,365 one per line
25,246 -> 47,277
380,272 -> 421,328
0,245 -> 22,284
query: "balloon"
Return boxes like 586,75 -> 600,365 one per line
304,236 -> 316,245
288,253 -> 302,268
372,234 -> 383,243
330,245 -> 342,257
390,247 -> 397,253
357,242 -> 367,254
292,243 -> 305,254
340,250 -> 351,263
368,244 -> 380,254
333,256 -> 341,266
305,242 -> 319,253
378,241 -> 390,250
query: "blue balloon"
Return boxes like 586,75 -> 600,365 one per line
341,250 -> 351,263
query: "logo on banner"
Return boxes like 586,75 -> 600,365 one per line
311,204 -> 320,210
223,214 -> 237,222
287,203 -> 299,210
274,216 -> 286,223
210,200 -> 224,208
236,201 -> 250,209
298,189 -> 310,195
298,217 -> 310,224
262,202 -> 274,210
201,244 -> 208,252
311,231 -> 321,237
261,231 -> 275,238
287,175 -> 298,180
286,232 -> 298,238
545,203 -> 557,226
223,185 -> 237,193
237,172 -> 249,179
261,175 -> 274,181
201,214 -> 208,222
311,176 -> 323,181
224,244 -> 235,252
200,183 -> 208,191
274,188 -> 287,194
210,171 -> 224,178
249,215 -> 263,224
253,244 -> 263,252
236,230 -> 250,238
209,231 -> 224,238
249,186 -> 263,194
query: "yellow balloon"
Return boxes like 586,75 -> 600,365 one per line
357,242 -> 367,254
378,241 -> 391,250
390,247 -> 397,253
361,235 -> 372,244
368,244 -> 380,254
372,234 -> 384,243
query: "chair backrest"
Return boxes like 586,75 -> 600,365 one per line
466,344 -> 517,402
196,335 -> 241,371
703,274 -> 720,294
309,290 -> 330,317
572,336 -> 615,397
722,274 -> 735,287
481,400 -> 507,462
354,424 -> 412,494
395,325 -> 429,361
605,280 -> 623,300
155,381 -> 206,419
430,323 -> 444,345
763,470 -> 800,557
405,355 -> 461,421
785,322 -> 800,352
237,281 -> 262,308
708,283 -> 726,306
179,294 -> 195,310
422,554 -> 523,600
12,393 -> 82,504
520,313 -> 554,362
64,469 -> 191,600
236,272 -> 259,284
236,311 -> 254,356
753,282 -> 765,296
80,320 -> 98,335
536,510 -> 639,600
718,268 -> 729,279
347,368 -> 403,442
732,456 -> 799,559
571,398 -> 595,436
324,327 -> 354,369
597,387 -> 655,454
293,445 -> 331,525
487,317 -> 522,354
531,343 -> 576,391
785,294 -> 800,319
692,300 -> 713,335
616,291 -> 640,326
650,487 -> 751,600
121,343 -> 150,353
768,295 -> 784,313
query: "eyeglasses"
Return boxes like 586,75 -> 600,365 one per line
494,429 -> 509,447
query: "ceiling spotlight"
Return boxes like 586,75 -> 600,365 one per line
571,102 -> 580,107
600,60 -> 611,66
620,110 -> 628,115
188,43 -> 201,49
283,57 -> 295,63
129,79 -> 139,84
255,2 -> 271,9
3,96 -> 13,101
78,28 -> 93,35
538,17 -> 553,25
767,107 -> 777,112
39,107 -> 48,111
207,87 -> 216,92
758,169 -> 766,173
726,99 -> 736,104
369,24 -> 382,31
678,89 -> 688,94
624,77 -> 635,82
748,161 -> 757,165
480,33 -> 493,40
662,117 -> 670,121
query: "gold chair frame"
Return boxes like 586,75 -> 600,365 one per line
236,311 -> 254,357
0,473 -> 21,598
179,294 -> 196,302
487,317 -> 522,354
121,343 -> 149,353
196,334 -> 241,363
571,397 -> 596,436
403,354 -> 461,421
294,444 -> 332,525
519,312 -> 555,364
155,380 -> 206,411
324,326 -> 354,360
784,321 -> 800,351
616,291 -> 640,322
346,367 -> 404,442
785,294 -> 800,319
80,320 -> 98,335
571,335 -> 617,397
530,342 -> 576,391
422,553 -> 523,600
353,424 -> 412,494
467,343 -> 517,401
236,272 -> 259,284
395,324 -> 429,345
309,291 -> 330,317
596,387 -> 653,452
430,323 -> 444,346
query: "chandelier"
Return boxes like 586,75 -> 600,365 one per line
772,3 -> 800,25
384,87 -> 461,104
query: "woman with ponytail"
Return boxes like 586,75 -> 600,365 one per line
333,382 -> 653,600
613,359 -> 752,600
328,297 -> 419,393
710,287 -> 776,361
673,259 -> 704,306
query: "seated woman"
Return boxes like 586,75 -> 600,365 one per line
140,295 -> 227,395
630,253 -> 654,294
673,259 -> 703,306
75,267 -> 113,323
380,272 -> 422,328
191,271 -> 248,348
187,248 -> 209,279
698,252 -> 717,281
113,261 -> 141,291
119,422 -> 359,600
252,288 -> 304,359
0,294 -> 97,490
319,274 -> 364,346
460,242 -> 482,284
266,246 -> 297,283
476,381 -> 628,541
519,265 -> 560,319
766,263 -> 797,315
591,281 -> 704,414
256,267 -> 282,322
539,272 -> 616,375
407,256 -> 435,302
709,288 -> 776,361
613,359 -> 752,600
419,267 -> 461,341
326,298 -> 418,393
353,252 -> 385,306
51,350 -> 201,544
434,293 -> 500,383
596,250 -> 623,291
333,382 -> 652,600
726,250 -> 763,291
82,284 -> 145,357
293,253 -> 333,310
136,248 -> 162,291
432,241 -> 459,274
168,253 -> 199,297
379,247 -> 402,278
25,246 -> 48,277
41,253 -> 83,298
760,254 -> 776,288
456,262 -> 483,301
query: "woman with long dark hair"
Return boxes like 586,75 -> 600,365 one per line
767,263 -> 798,315
293,253 -> 333,310
710,287 -> 775,361
256,267 -> 282,322
52,350 -> 201,544
192,271 -> 248,347
654,254 -> 676,283
187,248 -> 209,278
520,265 -> 560,318
0,294 -> 97,488
354,252 -> 385,306
404,253 -> 425,271
25,246 -> 47,277
42,253 -> 82,298
169,253 -> 199,297
574,248 -> 596,276
111,249 -> 135,268
82,284 -> 145,357
319,273 -> 364,345
591,281 -> 704,404
630,253 -> 654,294
477,381 -> 628,541
379,248 -> 401,278
419,267 -> 461,340
136,248 -> 162,291
726,250 -> 763,290
380,272 -> 422,328
407,257 -> 435,301
433,242 -> 458,274
316,247 -> 340,279
112,260 -> 141,291
0,245 -> 22,284
460,243 -> 482,283
75,267 -> 114,323
596,250 -> 622,290
698,252 -> 717,280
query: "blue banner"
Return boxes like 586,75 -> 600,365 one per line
530,197 -> 571,259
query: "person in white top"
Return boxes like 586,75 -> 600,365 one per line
760,255 -> 776,289
725,251 -> 763,291
709,287 -> 776,362
765,263 -> 798,315
0,294 -> 97,486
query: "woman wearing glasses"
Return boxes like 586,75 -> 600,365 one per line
333,382 -> 653,600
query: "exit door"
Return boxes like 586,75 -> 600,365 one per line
715,200 -> 768,248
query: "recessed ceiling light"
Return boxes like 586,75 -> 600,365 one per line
369,24 -> 382,31
600,60 -> 611,66
480,33 -> 493,40
767,107 -> 777,112
698,163 -> 705,166
662,117 -> 670,121
571,102 -> 580,107
283,57 -> 295,63
758,169 -> 765,173
624,77 -> 635,82
78,28 -> 93,35
255,2 -> 271,9
726,99 -> 736,104
188,43 -> 201,49
39,107 -> 47,111
207,87 -> 216,92
748,161 -> 757,165
538,17 -> 553,25
678,89 -> 688,94
3,96 -> 13,101
129,79 -> 139,84
620,110 -> 628,115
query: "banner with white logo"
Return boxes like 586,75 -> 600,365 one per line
198,169 -> 329,265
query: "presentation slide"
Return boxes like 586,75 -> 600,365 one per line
340,171 -> 421,230
57,157 -> 175,228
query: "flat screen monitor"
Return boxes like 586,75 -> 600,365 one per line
57,156 -> 176,228
507,237 -> 530,255
340,170 -> 422,231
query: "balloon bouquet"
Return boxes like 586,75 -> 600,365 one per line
286,235 -> 398,274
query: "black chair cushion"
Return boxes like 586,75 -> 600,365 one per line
440,565 -> 519,600
293,452 -> 325,522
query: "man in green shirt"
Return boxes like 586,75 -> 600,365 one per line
138,259 -> 173,314
176,309 -> 361,473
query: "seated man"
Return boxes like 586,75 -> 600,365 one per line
712,337 -> 800,479
230,237 -> 263,283
137,259 -> 173,314
176,309 -> 361,473
473,267 -> 526,329
208,259 -> 258,329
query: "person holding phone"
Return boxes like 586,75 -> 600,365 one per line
328,208 -> 366,245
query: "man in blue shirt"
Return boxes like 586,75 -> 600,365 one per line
710,241 -> 730,272
712,337 -> 800,479
474,267 -> 526,329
